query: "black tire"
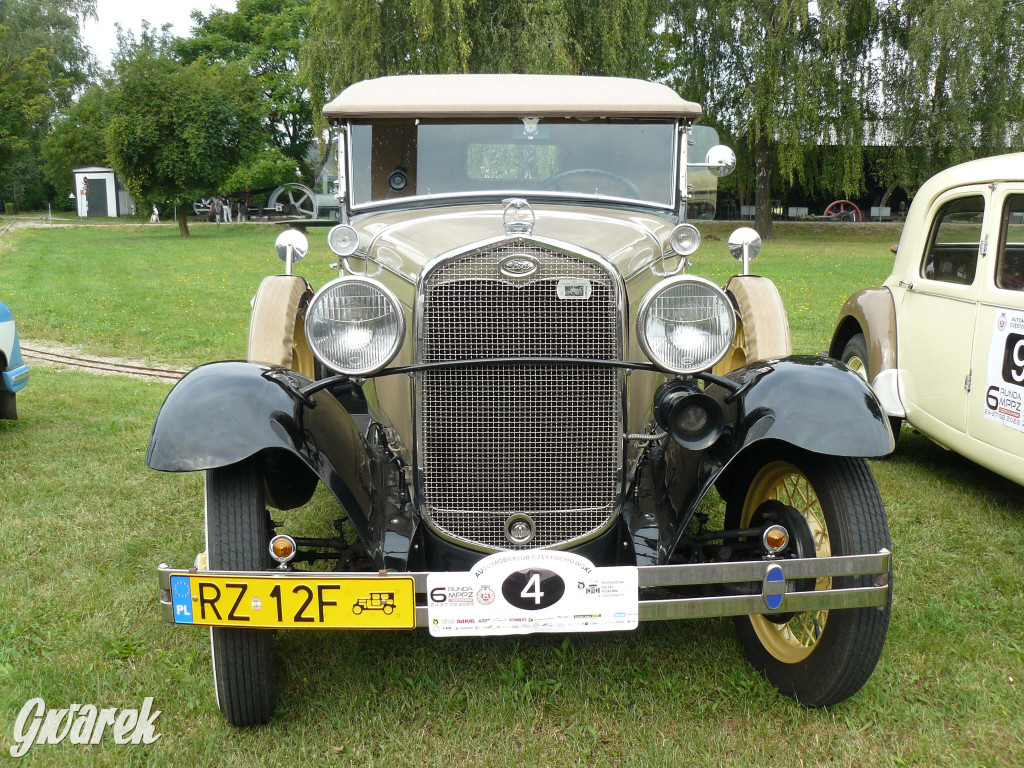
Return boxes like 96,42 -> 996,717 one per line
206,460 -> 276,726
841,333 -> 901,447
725,447 -> 892,707
0,390 -> 16,420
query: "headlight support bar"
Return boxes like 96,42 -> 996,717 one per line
297,357 -> 744,399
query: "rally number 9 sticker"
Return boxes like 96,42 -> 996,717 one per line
1002,333 -> 1024,385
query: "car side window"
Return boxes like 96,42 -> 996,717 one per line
921,195 -> 985,284
997,194 -> 1024,291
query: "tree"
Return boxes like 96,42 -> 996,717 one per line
41,83 -> 110,199
0,0 -> 95,104
874,0 -> 1024,195
0,0 -> 96,209
663,1 -> 877,238
175,0 -> 315,183
301,0 -> 472,144
106,30 -> 266,236
0,25 -> 51,210
565,0 -> 668,78
300,0 -> 667,138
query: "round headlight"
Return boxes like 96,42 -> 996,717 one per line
669,223 -> 701,256
327,224 -> 359,257
305,277 -> 405,376
637,276 -> 735,374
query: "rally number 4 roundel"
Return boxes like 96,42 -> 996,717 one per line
425,550 -> 639,637
502,569 -> 566,611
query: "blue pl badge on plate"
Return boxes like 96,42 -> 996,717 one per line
170,576 -> 194,624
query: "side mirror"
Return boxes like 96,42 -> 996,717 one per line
728,227 -> 762,275
703,145 -> 737,177
275,229 -> 308,275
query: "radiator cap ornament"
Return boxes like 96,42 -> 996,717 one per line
502,198 -> 536,236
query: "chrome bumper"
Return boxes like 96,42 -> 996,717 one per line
159,550 -> 890,627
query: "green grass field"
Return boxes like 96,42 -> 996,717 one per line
0,220 -> 1022,766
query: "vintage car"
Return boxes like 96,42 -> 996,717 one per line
150,75 -> 894,726
832,153 -> 1024,485
0,301 -> 29,419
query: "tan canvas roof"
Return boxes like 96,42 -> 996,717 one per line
323,74 -> 702,120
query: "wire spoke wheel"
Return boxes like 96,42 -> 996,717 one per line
740,462 -> 830,663
725,446 -> 892,706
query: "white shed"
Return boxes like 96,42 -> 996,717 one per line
72,167 -> 135,218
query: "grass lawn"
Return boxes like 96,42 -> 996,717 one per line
0,221 -> 1022,766
0,220 -> 337,367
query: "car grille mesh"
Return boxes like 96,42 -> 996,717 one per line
419,240 -> 621,550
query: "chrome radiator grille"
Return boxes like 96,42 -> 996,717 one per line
419,240 -> 621,550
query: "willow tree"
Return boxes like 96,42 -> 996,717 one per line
874,0 -> 1024,196
301,0 -> 666,145
662,1 -> 876,237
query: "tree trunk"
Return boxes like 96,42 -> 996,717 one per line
879,182 -> 898,209
177,203 -> 190,237
754,133 -> 774,240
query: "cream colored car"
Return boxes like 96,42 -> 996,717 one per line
832,153 -> 1024,485
151,75 -> 895,725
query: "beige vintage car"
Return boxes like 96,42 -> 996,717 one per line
832,153 -> 1024,485
150,75 -> 894,725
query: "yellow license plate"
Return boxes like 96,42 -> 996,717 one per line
169,574 -> 416,630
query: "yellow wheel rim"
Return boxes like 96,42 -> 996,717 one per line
741,461 -> 831,664
845,353 -> 868,382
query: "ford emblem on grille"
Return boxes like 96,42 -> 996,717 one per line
499,255 -> 539,278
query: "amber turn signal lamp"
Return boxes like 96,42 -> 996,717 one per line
269,534 -> 297,564
763,525 -> 789,554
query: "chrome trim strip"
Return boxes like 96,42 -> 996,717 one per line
637,586 -> 888,622
905,289 -> 977,304
636,550 -> 891,587
412,233 -> 629,553
350,189 -> 675,214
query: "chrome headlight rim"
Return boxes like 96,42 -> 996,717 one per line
669,223 -> 701,257
636,274 -> 736,375
305,275 -> 406,377
327,223 -> 360,257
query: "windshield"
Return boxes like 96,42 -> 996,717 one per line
348,118 -> 678,209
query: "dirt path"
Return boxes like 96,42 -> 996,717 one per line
20,342 -> 187,382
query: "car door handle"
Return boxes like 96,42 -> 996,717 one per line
899,280 -> 914,289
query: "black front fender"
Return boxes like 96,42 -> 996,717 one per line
718,355 -> 894,457
146,362 -> 374,535
661,356 -> 892,560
